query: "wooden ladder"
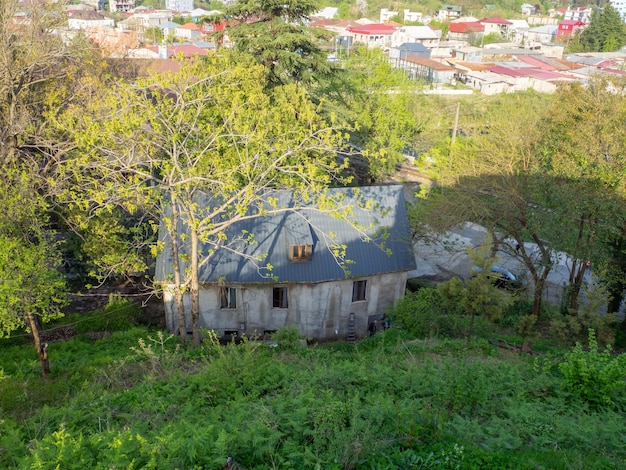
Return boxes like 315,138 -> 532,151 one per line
346,313 -> 356,344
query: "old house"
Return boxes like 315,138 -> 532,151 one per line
557,20 -> 587,39
156,186 -> 416,341
391,26 -> 440,48
348,23 -> 397,48
448,21 -> 484,43
479,17 -> 514,40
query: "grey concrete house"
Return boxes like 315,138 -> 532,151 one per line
155,185 -> 416,341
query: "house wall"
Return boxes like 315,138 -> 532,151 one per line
163,271 -> 408,340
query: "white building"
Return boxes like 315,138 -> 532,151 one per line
166,0 -> 194,13
109,0 -> 134,13
403,10 -> 423,23
312,7 -> 338,19
68,10 -> 115,30
380,8 -> 398,22
391,26 -> 440,48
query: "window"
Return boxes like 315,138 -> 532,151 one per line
290,244 -> 312,262
220,287 -> 237,309
352,280 -> 367,302
273,287 -> 288,308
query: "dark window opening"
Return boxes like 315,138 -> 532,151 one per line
352,280 -> 367,302
220,287 -> 237,309
273,287 -> 288,308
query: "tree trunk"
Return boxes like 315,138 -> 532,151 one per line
190,226 -> 200,348
529,233 -> 552,316
26,313 -> 50,379
568,261 -> 588,313
168,196 -> 187,343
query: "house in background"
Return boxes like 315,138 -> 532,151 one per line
110,0 -> 134,13
380,8 -> 399,22
403,10 -> 423,23
174,22 -> 202,41
521,4 -> 536,15
166,0 -> 194,13
67,9 -> 115,30
391,26 -> 440,48
312,7 -> 339,19
525,25 -> 558,45
402,56 -> 456,82
389,42 -> 432,63
348,23 -> 397,48
448,21 -> 484,43
155,186 -> 416,341
564,6 -> 593,23
436,5 -> 462,21
480,17 -> 514,40
557,20 -> 587,39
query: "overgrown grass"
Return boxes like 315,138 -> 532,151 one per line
1,320 -> 625,469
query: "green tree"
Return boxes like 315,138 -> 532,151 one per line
536,79 -> 626,313
0,168 -> 66,378
437,243 -> 513,344
580,4 -> 626,52
321,47 -> 422,182
0,0 -> 89,165
219,0 -> 335,87
415,93 -> 555,317
59,55 -> 353,347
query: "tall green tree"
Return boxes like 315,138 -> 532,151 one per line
536,79 -> 626,313
59,55 -> 354,347
415,93 -> 556,317
0,0 -> 89,165
580,5 -> 626,52
219,0 -> 334,87
0,168 -> 66,378
438,242 -> 513,344
320,47 -> 423,182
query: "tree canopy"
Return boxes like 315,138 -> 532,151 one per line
580,4 -> 626,52
220,0 -> 335,87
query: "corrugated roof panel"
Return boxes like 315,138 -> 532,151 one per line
156,185 -> 416,284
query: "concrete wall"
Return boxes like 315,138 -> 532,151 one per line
163,271 -> 409,340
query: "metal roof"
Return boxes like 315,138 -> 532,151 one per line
156,185 -> 416,284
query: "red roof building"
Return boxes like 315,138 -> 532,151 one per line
448,21 -> 484,42
348,23 -> 397,48
557,20 -> 586,38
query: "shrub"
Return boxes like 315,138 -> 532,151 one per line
559,329 -> 626,408
273,325 -> 302,350
549,310 -> 617,347
389,288 -> 448,338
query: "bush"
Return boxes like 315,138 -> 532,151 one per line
549,310 -> 617,347
389,288 -> 449,338
273,325 -> 302,350
559,329 -> 626,408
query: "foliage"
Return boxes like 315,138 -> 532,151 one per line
437,243 -> 514,343
324,47 -> 422,182
130,330 -> 182,377
3,323 -> 626,468
559,329 -> 626,408
272,325 -> 303,350
579,4 -> 626,52
388,287 -> 466,339
219,0 -> 334,88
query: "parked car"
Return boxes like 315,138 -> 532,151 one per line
472,265 -> 524,291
